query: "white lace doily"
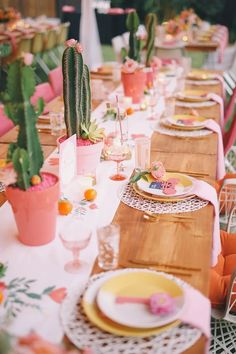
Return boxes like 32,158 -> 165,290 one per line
60,269 -> 201,354
176,101 -> 216,108
121,183 -> 208,214
153,122 -> 212,138
0,182 -> 5,192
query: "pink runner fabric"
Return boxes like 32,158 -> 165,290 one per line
207,93 -> 224,129
204,119 -> 226,179
192,179 -> 221,267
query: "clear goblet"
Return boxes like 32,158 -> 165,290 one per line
60,217 -> 92,273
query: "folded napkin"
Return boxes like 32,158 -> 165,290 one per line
203,119 -> 225,179
207,93 -> 224,129
180,287 -> 211,354
192,179 -> 220,266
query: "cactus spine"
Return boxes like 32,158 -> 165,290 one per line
3,60 -> 44,190
145,13 -> 157,67
62,45 -> 91,138
126,10 -> 141,62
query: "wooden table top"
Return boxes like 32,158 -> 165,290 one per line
0,74 -> 222,354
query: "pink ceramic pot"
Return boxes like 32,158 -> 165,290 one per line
76,140 -> 103,175
121,70 -> 146,103
6,172 -> 59,246
145,67 -> 154,88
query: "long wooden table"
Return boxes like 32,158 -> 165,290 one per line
0,78 -> 222,353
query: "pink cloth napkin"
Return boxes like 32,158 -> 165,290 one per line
192,179 -> 221,266
213,74 -> 226,100
203,119 -> 226,179
207,93 -> 224,129
180,287 -> 211,354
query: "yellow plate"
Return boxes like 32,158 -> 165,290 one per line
176,89 -> 209,102
136,172 -> 194,198
133,183 -> 195,202
164,114 -> 207,131
187,70 -> 216,81
82,270 -> 182,336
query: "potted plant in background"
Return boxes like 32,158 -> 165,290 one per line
59,39 -> 104,177
0,54 -> 60,246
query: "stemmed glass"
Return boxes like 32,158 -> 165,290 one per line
60,217 -> 92,273
103,136 -> 131,181
147,88 -> 159,121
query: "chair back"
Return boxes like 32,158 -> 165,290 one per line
224,110 -> 236,155
48,66 -> 63,96
31,83 -> 55,106
16,36 -> 33,59
219,176 -> 236,229
0,105 -> 14,137
111,35 -> 125,62
57,22 -> 70,46
224,87 -> 236,126
31,31 -> 45,54
44,29 -> 58,51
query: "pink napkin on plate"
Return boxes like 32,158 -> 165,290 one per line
207,93 -> 224,129
192,179 -> 220,266
180,287 -> 211,354
203,119 -> 226,179
212,73 -> 226,100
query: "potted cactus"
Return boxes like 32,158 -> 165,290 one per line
59,40 -> 104,176
1,54 -> 59,246
144,13 -> 159,87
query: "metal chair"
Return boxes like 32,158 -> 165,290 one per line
219,176 -> 236,230
225,146 -> 236,173
210,207 -> 236,354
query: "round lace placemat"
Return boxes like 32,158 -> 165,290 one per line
60,269 -> 201,354
153,122 -> 212,138
121,183 -> 208,214
176,101 -> 216,108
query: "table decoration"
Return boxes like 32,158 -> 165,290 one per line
162,114 -> 207,131
59,39 -> 105,178
153,121 -> 212,138
0,53 -> 59,246
61,268 -> 211,354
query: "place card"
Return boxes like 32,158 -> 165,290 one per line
59,134 -> 77,190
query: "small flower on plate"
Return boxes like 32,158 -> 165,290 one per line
150,161 -> 166,180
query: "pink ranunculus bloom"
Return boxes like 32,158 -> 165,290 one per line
150,56 -> 162,71
150,293 -> 176,315
150,161 -> 166,180
121,58 -> 139,74
65,39 -> 77,47
75,42 -> 83,53
0,163 -> 17,186
22,52 -> 34,66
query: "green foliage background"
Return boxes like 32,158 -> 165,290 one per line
111,0 -> 236,42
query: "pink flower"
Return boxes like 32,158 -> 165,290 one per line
150,56 -> 162,71
75,42 -> 83,53
48,287 -> 67,304
18,333 -> 64,354
22,52 -> 33,66
150,161 -> 166,180
121,58 -> 139,74
150,293 -> 176,315
65,39 -> 77,47
0,163 -> 17,186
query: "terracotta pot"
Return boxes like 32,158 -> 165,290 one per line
6,172 -> 59,246
121,70 -> 146,103
57,136 -> 103,176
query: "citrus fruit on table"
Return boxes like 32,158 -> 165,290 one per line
84,188 -> 97,201
58,200 -> 73,215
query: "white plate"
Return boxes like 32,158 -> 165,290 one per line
96,270 -> 185,329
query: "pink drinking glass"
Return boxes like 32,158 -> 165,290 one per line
60,218 -> 92,273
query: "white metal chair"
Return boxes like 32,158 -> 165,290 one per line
122,32 -> 129,50
210,206 -> 236,353
111,35 -> 126,62
225,146 -> 236,173
219,177 -> 236,230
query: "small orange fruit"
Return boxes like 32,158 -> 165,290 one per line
84,188 -> 97,201
31,175 -> 41,185
126,107 -> 134,115
58,199 -> 73,215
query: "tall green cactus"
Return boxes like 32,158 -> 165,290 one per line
62,41 -> 103,143
126,10 -> 141,62
145,13 -> 157,67
2,59 -> 44,190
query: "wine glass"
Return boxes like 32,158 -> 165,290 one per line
60,217 -> 92,273
103,137 -> 131,181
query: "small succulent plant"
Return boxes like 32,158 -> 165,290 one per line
62,39 -> 104,144
1,53 -> 44,190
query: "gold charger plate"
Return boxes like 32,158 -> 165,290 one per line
82,269 -> 182,336
133,183 -> 195,202
176,89 -> 209,102
187,70 -> 216,81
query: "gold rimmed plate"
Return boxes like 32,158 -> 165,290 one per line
176,89 -> 209,102
163,114 -> 207,131
187,70 -> 217,81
